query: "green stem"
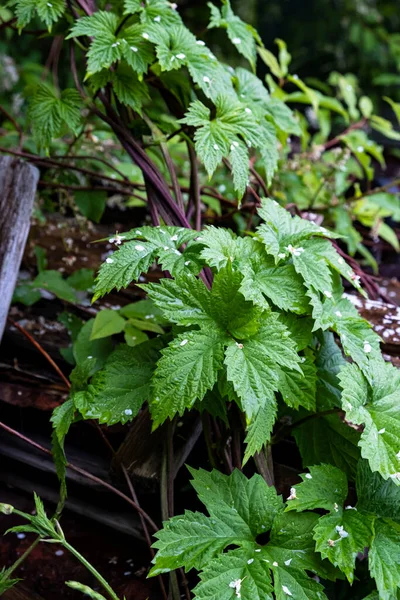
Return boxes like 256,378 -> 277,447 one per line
5,537 -> 40,578
62,540 -> 120,600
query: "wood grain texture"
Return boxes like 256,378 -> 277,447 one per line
0,156 -> 39,341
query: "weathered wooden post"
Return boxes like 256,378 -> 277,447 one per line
0,156 -> 39,341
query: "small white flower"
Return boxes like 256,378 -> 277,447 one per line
363,340 -> 372,353
233,141 -> 239,147
213,143 -> 219,150
282,586 -> 293,596
180,339 -> 188,346
236,342 -> 244,349
232,37 -> 242,44
47,2 -> 52,6
197,40 -> 206,46
286,244 -> 304,257
124,409 -> 133,416
154,15 -> 161,22
273,561 -> 279,567
170,234 -> 178,241
130,46 -> 138,52
163,246 -> 170,251
135,245 -> 145,251
110,234 -> 125,245
335,311 -> 342,317
111,42 -> 120,48
333,503 -> 339,512
230,144 -> 236,151
229,579 -> 243,598
245,107 -> 252,114
247,558 -> 254,564
357,146 -> 364,153
278,252 -> 286,259
255,549 -> 261,553
324,290 -> 333,299
378,428 -> 385,434
287,487 -> 297,501
203,76 -> 211,83
142,32 -> 149,39
338,257 -> 344,264
176,53 -> 186,60
169,2 -> 178,8
335,525 -> 349,539
350,272 -> 361,284
284,558 -> 292,566
106,257 -> 114,264
293,74 -> 299,80
345,505 -> 357,510
305,473 -> 312,479
184,260 -> 191,266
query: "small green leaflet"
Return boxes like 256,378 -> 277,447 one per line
339,360 -> 400,484
314,507 -> 374,583
68,12 -> 154,76
208,0 -> 259,69
93,226 -> 199,300
72,319 -> 113,372
151,509 -> 251,577
28,85 -> 81,149
181,96 -> 279,197
73,340 -> 161,425
150,327 -> 227,427
32,270 -> 77,303
66,581 -> 107,600
142,273 -> 212,327
369,519 -> 400,599
285,464 -> 348,513
243,402 -> 277,464
90,309 -> 126,340
189,467 -> 283,536
8,0 -> 65,29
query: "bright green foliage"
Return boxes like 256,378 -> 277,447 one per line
314,507 -> 374,583
151,327 -> 226,427
339,360 -> 400,484
151,464 -> 400,597
369,519 -> 400,599
207,1 -> 260,69
181,96 -> 279,196
8,0 -> 65,29
88,202 -> 392,450
0,568 -> 20,595
150,468 -> 338,599
285,464 -> 348,513
90,309 -> 126,340
28,85 -> 81,150
73,340 -> 161,425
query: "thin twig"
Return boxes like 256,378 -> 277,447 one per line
187,143 -> 202,230
0,421 -> 159,533
122,465 -> 168,600
8,318 -> 71,389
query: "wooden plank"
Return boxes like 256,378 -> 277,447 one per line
3,585 -> 45,600
0,156 -> 39,341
